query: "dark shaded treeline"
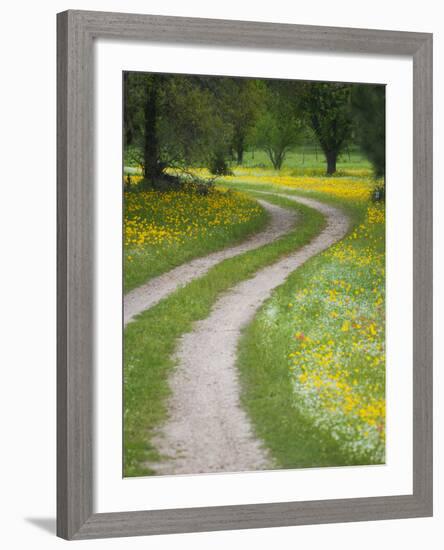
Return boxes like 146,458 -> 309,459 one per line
124,72 -> 385,186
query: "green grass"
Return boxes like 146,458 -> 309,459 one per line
237,147 -> 372,176
237,321 -> 354,468
124,187 -> 268,293
124,146 -> 373,178
236,192 -> 386,468
219,180 -> 367,224
124,191 -> 325,477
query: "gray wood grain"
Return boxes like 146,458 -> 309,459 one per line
57,9 -> 433,540
57,10 -> 94,540
412,36 -> 433,511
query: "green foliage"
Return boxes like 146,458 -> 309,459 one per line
124,73 -> 230,181
352,85 -> 386,178
124,73 -> 385,181
298,82 -> 354,175
159,76 -> 229,168
208,149 -> 233,176
253,83 -> 304,170
223,78 -> 265,164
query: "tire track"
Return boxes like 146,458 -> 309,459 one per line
124,199 -> 297,326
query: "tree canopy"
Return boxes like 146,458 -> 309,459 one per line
352,84 -> 386,178
298,82 -> 354,175
124,72 -> 386,183
253,82 -> 303,170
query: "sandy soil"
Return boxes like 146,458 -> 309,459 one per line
124,200 -> 297,326
149,194 -> 349,476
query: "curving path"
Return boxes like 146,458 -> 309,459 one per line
149,193 -> 349,475
124,199 -> 297,326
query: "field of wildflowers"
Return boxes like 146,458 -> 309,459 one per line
287,203 -> 385,463
123,163 -> 386,470
124,180 -> 266,292
235,173 -> 386,467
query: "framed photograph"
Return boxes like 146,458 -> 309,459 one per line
57,10 -> 433,540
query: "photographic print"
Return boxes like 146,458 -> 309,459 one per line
122,72 -> 386,478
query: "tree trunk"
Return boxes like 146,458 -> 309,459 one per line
326,150 -> 337,175
123,73 -> 133,147
143,79 -> 162,184
271,150 -> 284,170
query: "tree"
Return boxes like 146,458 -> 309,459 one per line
299,82 -> 353,175
253,83 -> 303,170
123,72 -> 149,170
142,75 -> 162,181
225,79 -> 264,164
196,77 -> 264,166
352,84 -> 386,178
123,73 -> 227,187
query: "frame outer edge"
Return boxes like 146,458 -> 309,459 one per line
73,9 -> 429,55
57,9 -> 433,539
73,493 -> 429,539
57,10 -> 95,539
412,34 -> 433,515
56,9 -> 69,540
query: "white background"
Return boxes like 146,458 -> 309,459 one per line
0,0 -> 442,548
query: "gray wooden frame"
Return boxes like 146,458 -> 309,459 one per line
57,9 -> 433,540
